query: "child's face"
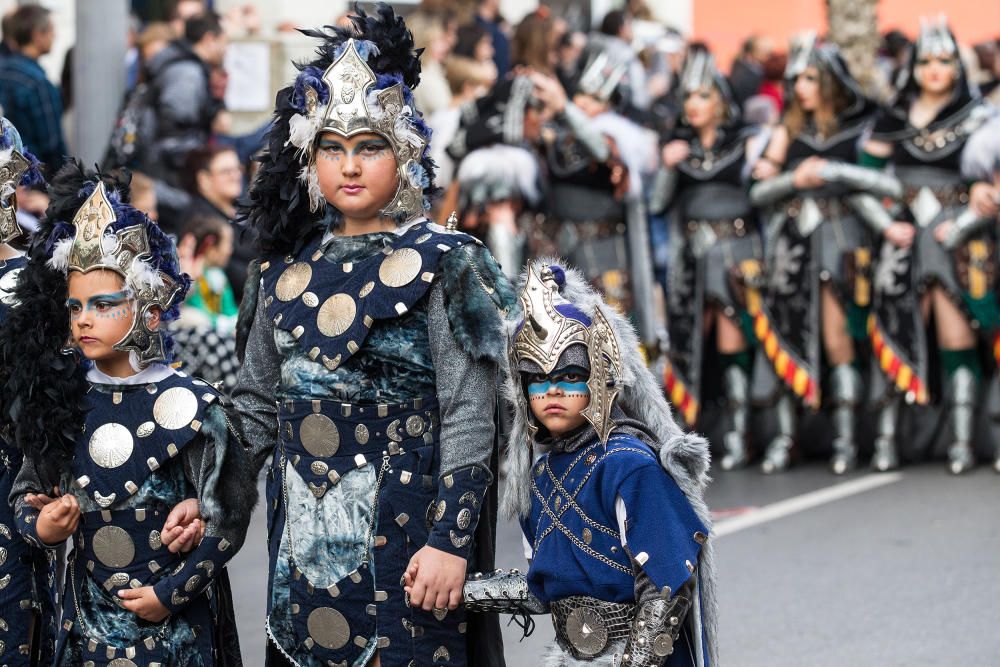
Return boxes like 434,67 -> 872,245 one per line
313,131 -> 400,221
66,270 -> 147,361
527,367 -> 591,437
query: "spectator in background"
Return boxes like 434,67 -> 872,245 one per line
453,22 -> 498,82
129,171 -> 159,222
555,29 -> 586,90
177,213 -> 238,334
511,8 -> 558,74
592,9 -> 650,110
168,0 -> 207,37
880,29 -> 912,89
179,145 -> 255,300
143,11 -> 227,183
429,56 -> 496,189
137,22 -> 175,70
409,12 -> 455,117
757,51 -> 787,116
729,34 -> 773,107
1,9 -> 16,59
475,0 -> 510,77
0,5 -> 66,172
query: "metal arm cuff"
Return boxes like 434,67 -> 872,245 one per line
463,569 -> 548,615
820,162 -> 903,200
749,172 -> 797,207
560,103 -> 611,163
648,168 -> 677,215
619,595 -> 693,667
847,193 -> 893,234
943,207 -> 992,250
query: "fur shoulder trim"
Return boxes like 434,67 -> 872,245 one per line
439,243 -> 516,365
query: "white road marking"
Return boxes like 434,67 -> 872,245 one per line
713,472 -> 904,538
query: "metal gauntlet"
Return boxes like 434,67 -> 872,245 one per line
619,595 -> 692,667
749,172 -> 797,207
463,569 -> 548,615
847,193 -> 894,234
648,167 -> 678,215
943,208 -> 992,250
820,162 -> 903,200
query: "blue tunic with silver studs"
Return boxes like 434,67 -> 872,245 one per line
234,219 -> 515,667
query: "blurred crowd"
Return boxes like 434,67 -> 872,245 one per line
3,0 -> 1000,471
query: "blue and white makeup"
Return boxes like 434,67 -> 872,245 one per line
527,367 -> 591,400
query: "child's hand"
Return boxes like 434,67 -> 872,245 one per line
117,587 -> 170,622
24,486 -> 60,511
403,546 -> 467,611
161,498 -> 205,553
36,494 -> 80,545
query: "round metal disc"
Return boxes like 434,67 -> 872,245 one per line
316,293 -> 356,338
275,262 -> 313,301
88,423 -> 134,469
565,607 -> 608,657
378,248 -> 422,287
92,526 -> 136,568
108,660 -> 138,667
153,387 -> 199,430
299,413 -> 340,457
307,607 -> 351,650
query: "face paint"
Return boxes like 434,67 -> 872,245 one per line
67,290 -> 131,320
526,369 -> 591,398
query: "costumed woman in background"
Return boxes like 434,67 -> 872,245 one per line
748,34 -> 902,474
0,164 -> 255,666
863,16 -> 1000,474
651,52 -> 766,471
0,116 -> 57,666
233,5 -> 512,666
463,260 -> 718,667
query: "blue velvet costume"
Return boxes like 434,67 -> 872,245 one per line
522,431 -> 710,667
13,367 -> 251,667
0,255 -> 58,666
235,220 -> 514,667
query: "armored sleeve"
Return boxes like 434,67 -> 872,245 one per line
231,280 -> 281,472
424,283 -> 497,559
153,402 -> 257,613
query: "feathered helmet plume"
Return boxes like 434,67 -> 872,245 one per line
242,3 -> 438,255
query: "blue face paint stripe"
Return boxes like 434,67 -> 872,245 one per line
527,380 -> 590,396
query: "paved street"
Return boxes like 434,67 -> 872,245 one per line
228,463 -> 1000,666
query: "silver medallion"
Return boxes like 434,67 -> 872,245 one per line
299,413 -> 340,457
405,415 -> 424,437
136,421 -> 155,438
355,424 -> 369,444
88,423 -> 134,469
307,607 -> 351,650
456,508 -> 472,531
92,526 -> 136,568
153,387 -> 199,430
565,607 -> 609,657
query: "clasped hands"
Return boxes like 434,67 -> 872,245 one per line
28,490 -> 206,622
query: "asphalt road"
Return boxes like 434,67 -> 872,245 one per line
228,462 -> 1000,666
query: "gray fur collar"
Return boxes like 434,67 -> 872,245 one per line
501,259 -> 719,667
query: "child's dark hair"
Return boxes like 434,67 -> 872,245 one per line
182,213 -> 229,257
